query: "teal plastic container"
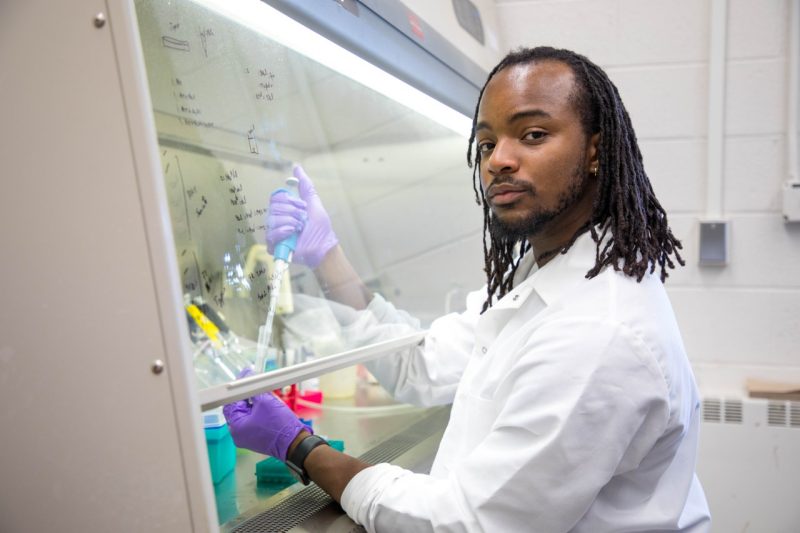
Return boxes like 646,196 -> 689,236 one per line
255,456 -> 295,489
204,411 -> 236,485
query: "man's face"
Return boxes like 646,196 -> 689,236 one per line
476,61 -> 597,241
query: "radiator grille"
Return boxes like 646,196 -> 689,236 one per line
768,402 -> 788,426
703,397 -> 800,429
702,398 -> 743,423
766,401 -> 800,428
791,403 -> 800,428
703,398 -> 721,422
723,399 -> 743,423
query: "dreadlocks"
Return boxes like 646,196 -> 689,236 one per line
468,46 -> 684,313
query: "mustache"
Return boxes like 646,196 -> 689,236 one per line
485,176 -> 535,197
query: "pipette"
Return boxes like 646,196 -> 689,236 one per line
255,176 -> 300,373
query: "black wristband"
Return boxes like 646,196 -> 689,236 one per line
285,435 -> 329,485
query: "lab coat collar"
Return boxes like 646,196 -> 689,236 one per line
490,231 -> 597,312
528,231 -> 598,306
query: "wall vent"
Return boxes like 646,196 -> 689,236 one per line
766,401 -> 800,428
723,399 -> 743,423
702,396 -> 800,429
702,398 -> 742,423
768,401 -> 788,426
703,398 -> 721,422
791,403 -> 800,428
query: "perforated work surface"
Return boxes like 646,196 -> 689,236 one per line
230,485 -> 333,533
229,407 -> 449,533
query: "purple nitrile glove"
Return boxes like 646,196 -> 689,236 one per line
222,369 -> 311,461
266,164 -> 339,269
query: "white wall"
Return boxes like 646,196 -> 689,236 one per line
494,0 -> 800,393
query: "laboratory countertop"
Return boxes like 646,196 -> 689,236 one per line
216,376 -> 449,533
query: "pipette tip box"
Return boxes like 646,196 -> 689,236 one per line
204,410 -> 236,485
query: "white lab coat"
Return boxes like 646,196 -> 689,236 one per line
341,233 -> 711,532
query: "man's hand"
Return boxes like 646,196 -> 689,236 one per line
222,370 -> 310,461
223,371 -> 372,505
267,164 -> 339,268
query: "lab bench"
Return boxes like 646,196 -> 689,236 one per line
217,381 -> 450,532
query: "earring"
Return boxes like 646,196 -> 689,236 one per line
590,165 -> 598,177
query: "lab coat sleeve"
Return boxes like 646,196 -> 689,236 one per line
358,289 -> 484,407
340,317 -> 671,532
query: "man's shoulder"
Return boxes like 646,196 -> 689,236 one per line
553,265 -> 671,318
539,266 -> 685,364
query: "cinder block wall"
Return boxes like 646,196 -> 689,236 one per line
494,0 -> 800,393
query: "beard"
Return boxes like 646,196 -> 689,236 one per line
488,156 -> 589,241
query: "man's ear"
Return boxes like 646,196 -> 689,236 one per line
588,132 -> 600,167
587,132 -> 600,176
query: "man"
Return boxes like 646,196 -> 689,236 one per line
224,46 -> 711,532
